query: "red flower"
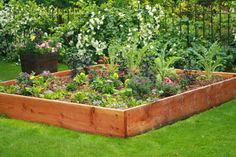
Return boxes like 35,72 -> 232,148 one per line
97,59 -> 104,63
88,74 -> 93,79
96,69 -> 102,76
164,77 -> 173,84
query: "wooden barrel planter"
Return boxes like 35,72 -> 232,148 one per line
20,53 -> 58,75
0,69 -> 236,138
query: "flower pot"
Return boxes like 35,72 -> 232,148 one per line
20,53 -> 58,75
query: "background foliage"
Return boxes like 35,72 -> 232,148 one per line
0,0 -> 235,71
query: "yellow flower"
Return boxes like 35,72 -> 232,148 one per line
113,73 -> 119,79
124,79 -> 130,88
30,35 -> 36,41
30,76 -> 35,80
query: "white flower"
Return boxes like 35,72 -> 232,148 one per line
133,28 -> 138,32
148,11 -> 154,16
152,8 -> 157,13
89,25 -> 94,30
89,18 -> 95,25
145,5 -> 151,11
69,40 -> 74,46
94,18 -> 100,23
118,12 -> 125,17
160,10 -> 164,16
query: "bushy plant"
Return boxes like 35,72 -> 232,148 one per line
71,91 -> 87,103
154,42 -> 181,81
194,42 -> 223,80
73,72 -> 88,85
156,81 -> 180,97
127,75 -> 153,98
66,82 -> 77,91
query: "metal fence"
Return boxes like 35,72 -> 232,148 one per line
160,0 -> 236,45
56,1 -> 235,45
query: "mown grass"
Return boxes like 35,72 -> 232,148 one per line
0,61 -> 68,81
0,100 -> 235,157
0,61 -> 236,156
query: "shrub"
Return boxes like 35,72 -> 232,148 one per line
66,82 -> 77,91
127,75 -> 153,98
156,81 -> 180,97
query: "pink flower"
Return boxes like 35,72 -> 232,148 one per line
45,42 -> 49,48
164,77 -> 173,84
39,43 -> 46,48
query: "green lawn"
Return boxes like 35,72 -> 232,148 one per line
0,61 -> 68,81
0,100 -> 235,157
0,61 -> 236,156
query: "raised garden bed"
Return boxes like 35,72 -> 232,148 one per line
0,69 -> 236,137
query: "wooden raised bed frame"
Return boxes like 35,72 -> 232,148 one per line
0,69 -> 236,138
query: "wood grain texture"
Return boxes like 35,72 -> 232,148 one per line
0,69 -> 235,137
176,69 -> 236,78
0,93 -> 126,137
126,77 -> 236,137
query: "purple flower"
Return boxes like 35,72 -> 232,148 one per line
42,71 -> 52,79
92,100 -> 102,106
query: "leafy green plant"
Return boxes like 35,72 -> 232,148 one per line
123,42 -> 150,76
73,72 -> 88,85
71,92 -> 87,103
43,90 -> 66,100
154,42 -> 181,82
1,85 -> 19,94
127,75 -> 153,98
66,82 -> 77,91
91,77 -> 116,94
194,42 -> 223,80
17,72 -> 32,85
156,82 -> 181,97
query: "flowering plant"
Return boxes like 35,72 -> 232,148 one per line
17,34 -> 62,55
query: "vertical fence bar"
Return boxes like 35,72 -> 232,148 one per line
219,0 -> 222,41
187,0 -> 190,46
179,2 -> 182,36
210,4 -> 214,42
172,2 -> 175,33
164,1 -> 167,33
203,6 -> 205,38
227,2 -> 231,44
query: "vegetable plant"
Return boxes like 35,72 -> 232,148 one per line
154,42 -> 181,81
194,42 -> 223,80
73,72 -> 88,85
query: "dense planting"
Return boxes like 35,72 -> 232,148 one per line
0,63 -> 226,109
0,0 -> 235,108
